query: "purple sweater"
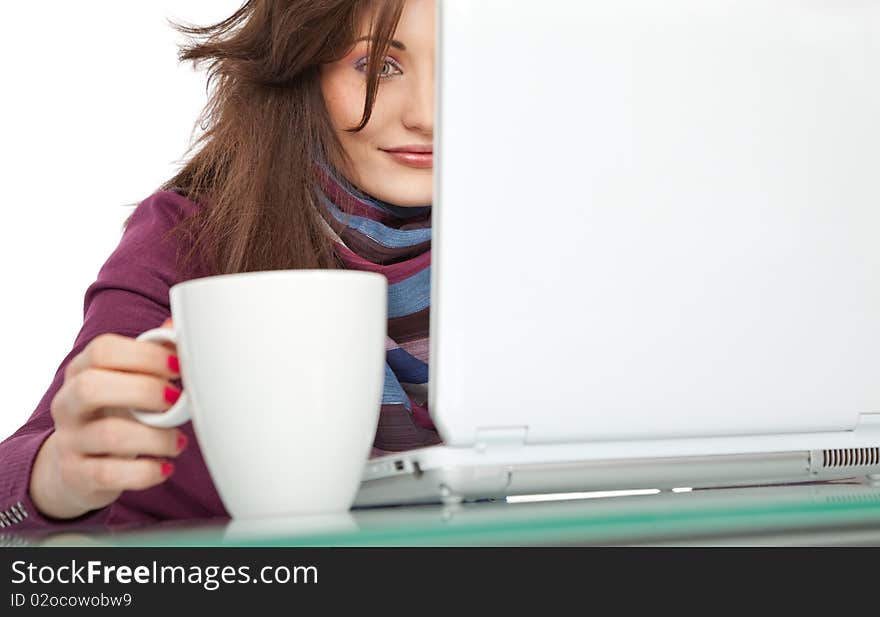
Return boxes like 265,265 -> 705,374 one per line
0,191 -> 227,533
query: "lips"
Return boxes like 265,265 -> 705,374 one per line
382,145 -> 433,169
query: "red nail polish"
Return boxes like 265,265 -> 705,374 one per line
164,386 -> 181,404
177,433 -> 188,451
168,355 -> 180,374
161,462 -> 175,477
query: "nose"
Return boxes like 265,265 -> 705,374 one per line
401,69 -> 433,135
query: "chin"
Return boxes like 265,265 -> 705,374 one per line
367,181 -> 433,208
385,194 -> 433,207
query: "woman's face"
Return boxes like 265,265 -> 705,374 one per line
320,0 -> 434,207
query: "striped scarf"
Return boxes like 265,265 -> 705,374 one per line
315,167 -> 442,453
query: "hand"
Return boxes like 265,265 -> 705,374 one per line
29,318 -> 188,520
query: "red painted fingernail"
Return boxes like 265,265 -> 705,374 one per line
177,433 -> 188,451
168,355 -> 180,373
164,386 -> 181,404
161,462 -> 175,477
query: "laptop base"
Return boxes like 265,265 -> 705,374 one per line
355,442 -> 880,508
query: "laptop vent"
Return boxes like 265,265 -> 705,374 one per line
824,494 -> 880,506
821,448 -> 880,469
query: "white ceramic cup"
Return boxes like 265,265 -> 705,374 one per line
127,270 -> 387,519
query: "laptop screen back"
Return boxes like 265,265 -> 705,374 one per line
430,0 -> 880,446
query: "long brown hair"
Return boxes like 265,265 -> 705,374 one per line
160,0 -> 405,275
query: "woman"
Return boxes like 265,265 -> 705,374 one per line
0,0 -> 438,531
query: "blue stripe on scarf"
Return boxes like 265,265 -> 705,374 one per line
386,348 -> 429,384
321,195 -> 432,248
382,364 -> 413,411
387,267 -> 430,318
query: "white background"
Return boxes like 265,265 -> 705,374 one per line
0,2 -> 241,440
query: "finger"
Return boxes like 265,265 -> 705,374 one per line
161,318 -> 174,329
65,333 -> 179,381
79,456 -> 175,493
75,417 -> 187,458
54,368 -> 182,424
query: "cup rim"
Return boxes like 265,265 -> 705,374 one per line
171,269 -> 386,295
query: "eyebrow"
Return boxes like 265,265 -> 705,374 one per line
353,35 -> 407,51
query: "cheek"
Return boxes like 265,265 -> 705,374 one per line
320,66 -> 394,169
321,70 -> 366,130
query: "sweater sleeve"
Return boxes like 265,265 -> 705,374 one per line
0,190 -> 204,535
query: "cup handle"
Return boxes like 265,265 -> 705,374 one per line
128,327 -> 191,428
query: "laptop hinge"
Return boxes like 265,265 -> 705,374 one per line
474,426 -> 528,452
856,413 -> 880,432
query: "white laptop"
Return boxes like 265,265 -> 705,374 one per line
354,0 -> 880,507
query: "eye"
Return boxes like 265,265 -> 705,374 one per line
354,56 -> 403,79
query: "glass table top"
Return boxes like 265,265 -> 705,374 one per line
16,480 -> 880,547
